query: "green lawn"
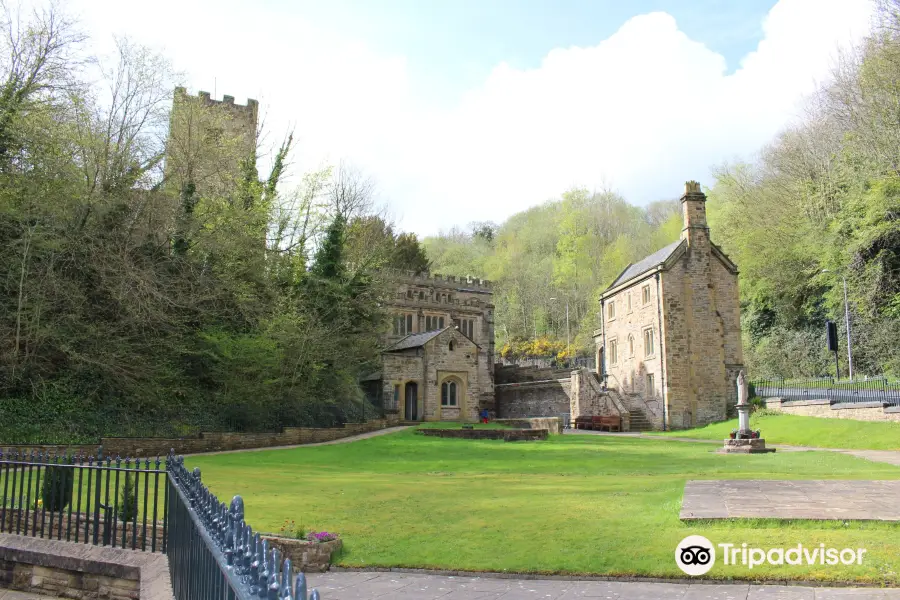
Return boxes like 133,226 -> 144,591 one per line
647,412 -> 900,450
186,425 -> 900,584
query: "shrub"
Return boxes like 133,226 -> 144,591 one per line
40,455 -> 74,512
119,471 -> 138,523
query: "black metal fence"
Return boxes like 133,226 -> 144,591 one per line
500,356 -> 596,370
0,450 -> 167,552
166,453 -> 321,600
750,376 -> 900,406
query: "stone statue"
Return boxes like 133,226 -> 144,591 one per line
736,370 -> 750,433
736,370 -> 747,407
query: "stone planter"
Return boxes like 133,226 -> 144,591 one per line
260,535 -> 342,572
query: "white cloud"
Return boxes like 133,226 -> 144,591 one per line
63,0 -> 875,236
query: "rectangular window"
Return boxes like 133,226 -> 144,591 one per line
609,339 -> 618,365
644,327 -> 655,357
393,316 -> 400,335
607,301 -> 616,320
642,284 -> 651,305
419,291 -> 424,300
407,290 -> 413,299
439,317 -> 445,329
406,314 -> 413,334
393,384 -> 400,408
627,293 -> 632,312
646,374 -> 655,396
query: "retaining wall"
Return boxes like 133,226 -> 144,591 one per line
765,398 -> 900,422
1,420 -> 390,459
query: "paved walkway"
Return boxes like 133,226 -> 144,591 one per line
186,426 -> 413,457
0,591 -> 64,599
306,571 -> 900,599
566,430 -> 900,468
681,480 -> 900,520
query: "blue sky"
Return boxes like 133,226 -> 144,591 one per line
284,0 -> 775,106
67,0 -> 874,236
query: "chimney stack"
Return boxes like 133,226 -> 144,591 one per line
680,180 -> 708,247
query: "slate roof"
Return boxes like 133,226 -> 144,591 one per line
606,239 -> 684,291
384,329 -> 446,352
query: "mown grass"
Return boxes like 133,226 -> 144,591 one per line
647,413 -> 900,450
186,426 -> 900,584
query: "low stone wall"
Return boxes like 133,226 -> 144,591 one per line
765,398 -> 900,422
1,420 -> 390,459
261,535 -> 342,573
1,510 -> 166,553
0,532 -> 172,599
415,428 -> 548,441
495,379 -> 572,418
493,418 -> 562,434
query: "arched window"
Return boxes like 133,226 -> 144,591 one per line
449,340 -> 455,351
441,381 -> 458,406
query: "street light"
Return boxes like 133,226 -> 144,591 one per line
822,269 -> 853,380
550,297 -> 570,365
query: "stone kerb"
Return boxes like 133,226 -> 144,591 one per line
493,418 -> 561,434
0,532 -> 173,599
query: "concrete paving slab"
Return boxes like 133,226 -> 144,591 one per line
681,480 -> 900,521
304,573 -> 900,600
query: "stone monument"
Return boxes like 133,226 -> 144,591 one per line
719,370 -> 775,454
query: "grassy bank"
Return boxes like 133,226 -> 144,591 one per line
648,412 -> 900,450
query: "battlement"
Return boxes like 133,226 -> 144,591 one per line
174,86 -> 259,114
386,269 -> 492,292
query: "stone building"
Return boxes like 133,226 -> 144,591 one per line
164,87 -> 259,197
363,272 -> 496,422
594,181 -> 743,430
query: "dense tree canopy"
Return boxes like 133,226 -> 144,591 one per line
0,4 -> 428,442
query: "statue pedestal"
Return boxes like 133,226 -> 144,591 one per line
719,437 -> 776,454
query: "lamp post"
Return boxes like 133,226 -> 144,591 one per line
822,269 -> 854,381
550,297 -> 570,366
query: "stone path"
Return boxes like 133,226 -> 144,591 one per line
306,571 -> 900,599
186,426 -> 413,456
566,430 -> 900,468
681,480 -> 900,520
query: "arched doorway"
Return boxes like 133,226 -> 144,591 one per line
404,382 -> 418,421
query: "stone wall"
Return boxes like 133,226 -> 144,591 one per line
493,417 -> 562,434
415,429 -> 548,441
766,398 -> 900,422
0,533 -> 172,599
495,379 -> 571,418
261,536 -> 342,573
494,365 -> 571,385
1,420 -> 390,459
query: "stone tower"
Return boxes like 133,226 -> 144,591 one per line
164,87 -> 259,197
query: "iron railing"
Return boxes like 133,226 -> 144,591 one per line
166,452 -> 321,600
0,449 -> 167,552
751,376 -> 900,406
500,356 -> 596,370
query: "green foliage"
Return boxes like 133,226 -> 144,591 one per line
119,471 -> 138,524
40,457 -> 74,512
0,7 -> 402,442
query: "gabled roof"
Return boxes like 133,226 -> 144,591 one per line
605,240 -> 684,291
383,327 -> 480,353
